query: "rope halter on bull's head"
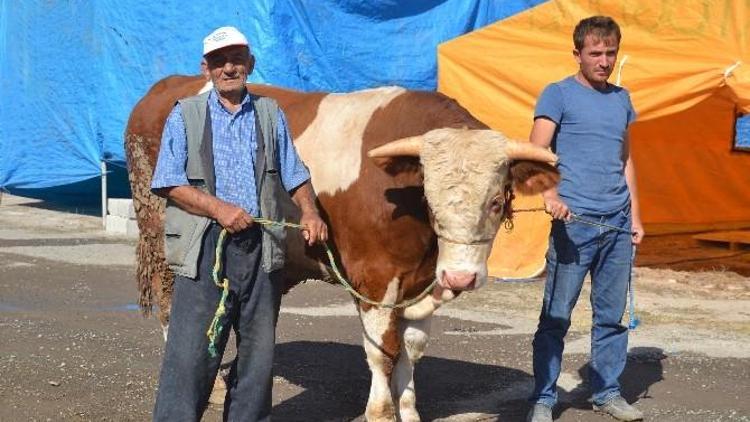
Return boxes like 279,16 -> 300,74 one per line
368,128 -> 557,247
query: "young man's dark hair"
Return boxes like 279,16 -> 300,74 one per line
573,15 -> 622,50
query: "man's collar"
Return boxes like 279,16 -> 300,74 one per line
209,87 -> 252,113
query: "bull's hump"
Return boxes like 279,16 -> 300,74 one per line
294,87 -> 407,196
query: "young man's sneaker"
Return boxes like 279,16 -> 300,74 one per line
592,395 -> 644,421
526,403 -> 553,422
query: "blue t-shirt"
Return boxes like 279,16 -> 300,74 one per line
535,76 -> 636,215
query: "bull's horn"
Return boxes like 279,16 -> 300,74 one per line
367,136 -> 423,158
505,141 -> 557,163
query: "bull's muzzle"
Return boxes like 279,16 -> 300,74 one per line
439,270 -> 478,291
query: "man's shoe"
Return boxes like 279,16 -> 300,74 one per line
593,395 -> 644,421
526,403 -> 553,422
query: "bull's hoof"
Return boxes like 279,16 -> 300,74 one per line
365,416 -> 397,422
398,407 -> 421,422
208,374 -> 227,405
365,402 -> 397,422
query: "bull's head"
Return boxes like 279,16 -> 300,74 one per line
369,128 -> 559,318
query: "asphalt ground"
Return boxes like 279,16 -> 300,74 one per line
1,194 -> 748,421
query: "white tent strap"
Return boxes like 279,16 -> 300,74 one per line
616,54 -> 629,86
724,61 -> 741,81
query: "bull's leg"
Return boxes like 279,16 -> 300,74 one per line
391,316 -> 431,422
161,322 -> 169,342
359,279 -> 401,421
156,274 -> 171,342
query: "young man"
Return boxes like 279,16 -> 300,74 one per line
150,26 -> 327,421
526,16 -> 644,422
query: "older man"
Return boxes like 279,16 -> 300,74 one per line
150,26 -> 327,421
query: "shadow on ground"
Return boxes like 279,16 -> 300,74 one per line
272,342 -> 666,421
554,347 -> 665,420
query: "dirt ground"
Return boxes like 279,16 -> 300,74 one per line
1,194 -> 749,421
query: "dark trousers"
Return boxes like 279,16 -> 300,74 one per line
153,224 -> 282,422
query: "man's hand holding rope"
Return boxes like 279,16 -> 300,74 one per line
299,209 -> 328,246
542,190 -> 572,221
291,181 -> 329,246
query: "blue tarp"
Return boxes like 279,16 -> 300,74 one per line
0,0 -> 543,191
736,115 -> 750,150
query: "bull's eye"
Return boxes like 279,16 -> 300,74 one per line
489,195 -> 503,214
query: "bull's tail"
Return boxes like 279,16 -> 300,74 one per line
125,132 -> 173,326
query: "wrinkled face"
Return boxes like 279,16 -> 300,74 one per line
574,34 -> 618,87
201,45 -> 254,97
420,129 -> 512,291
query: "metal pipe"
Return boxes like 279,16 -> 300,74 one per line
101,161 -> 107,229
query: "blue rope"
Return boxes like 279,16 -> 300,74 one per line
516,209 -> 641,330
628,246 -> 640,330
572,213 -> 640,329
570,213 -> 636,236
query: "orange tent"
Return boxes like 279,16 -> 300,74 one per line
438,0 -> 750,278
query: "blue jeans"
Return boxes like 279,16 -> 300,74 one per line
153,224 -> 282,422
530,208 -> 633,407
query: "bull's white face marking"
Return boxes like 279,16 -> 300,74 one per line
198,80 -> 213,94
392,317 -> 431,422
294,87 -> 406,195
436,239 -> 491,289
360,277 -> 400,420
420,129 -> 514,287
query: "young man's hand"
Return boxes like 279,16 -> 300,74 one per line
631,218 -> 645,245
543,192 -> 572,221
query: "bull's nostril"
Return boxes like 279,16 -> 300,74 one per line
440,271 -> 478,290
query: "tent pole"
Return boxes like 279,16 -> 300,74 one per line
101,161 -> 107,229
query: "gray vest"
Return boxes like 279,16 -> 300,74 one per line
163,91 -> 290,278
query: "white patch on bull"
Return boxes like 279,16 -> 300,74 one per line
392,317 -> 431,422
435,238 -> 491,290
198,80 -> 213,94
419,128 -> 514,288
294,87 -> 406,195
360,277 -> 400,421
161,323 -> 169,342
401,286 -> 456,320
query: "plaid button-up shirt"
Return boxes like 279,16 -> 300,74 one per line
151,89 -> 310,217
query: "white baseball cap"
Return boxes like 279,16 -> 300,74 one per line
203,26 -> 250,56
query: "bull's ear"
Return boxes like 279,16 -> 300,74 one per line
509,161 -> 560,195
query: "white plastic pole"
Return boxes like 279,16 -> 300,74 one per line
616,54 -> 629,86
101,161 -> 107,229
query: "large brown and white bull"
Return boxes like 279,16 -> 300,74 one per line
125,75 -> 558,421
